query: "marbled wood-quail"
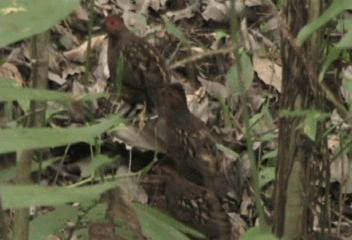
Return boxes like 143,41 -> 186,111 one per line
100,187 -> 146,240
154,84 -> 230,196
104,14 -> 170,109
163,167 -> 232,240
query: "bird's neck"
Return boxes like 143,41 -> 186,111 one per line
108,27 -> 132,42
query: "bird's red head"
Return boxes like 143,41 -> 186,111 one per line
105,15 -> 124,32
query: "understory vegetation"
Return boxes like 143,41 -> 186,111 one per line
1,0 -> 352,240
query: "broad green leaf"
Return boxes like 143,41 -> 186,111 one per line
85,154 -> 120,176
0,182 -> 118,208
216,143 -> 239,159
249,112 -> 264,129
336,28 -> 352,48
85,201 -> 107,221
342,78 -> 352,112
215,30 -> 228,42
0,115 -> 123,154
259,166 -> 275,188
261,132 -> 277,142
0,157 -> 60,183
0,166 -> 16,183
165,19 -> 190,46
215,30 -> 228,46
241,227 -> 279,240
0,0 -> 80,48
319,47 -> 342,80
297,0 -> 352,45
226,51 -> 254,96
0,83 -> 107,102
0,78 -> 18,87
262,150 -> 277,161
134,203 -> 205,240
30,205 -> 79,240
280,109 -> 329,140
303,110 -> 329,140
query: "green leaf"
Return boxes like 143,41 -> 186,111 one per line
85,202 -> 107,222
0,78 -> 18,87
303,110 -> 329,141
261,132 -> 277,142
249,112 -> 264,129
215,30 -> 228,42
0,166 -> 16,183
0,157 -> 61,183
319,47 -> 342,80
0,0 -> 80,48
216,143 -> 239,159
0,182 -> 118,208
0,82 -> 107,102
134,203 -> 205,240
342,78 -> 352,112
297,0 -> 352,45
262,150 -> 277,161
215,30 -> 228,46
240,227 -> 279,240
336,28 -> 352,48
85,154 -> 120,176
165,19 -> 190,46
30,205 -> 79,240
259,167 -> 275,188
226,51 -> 254,96
0,115 -> 123,154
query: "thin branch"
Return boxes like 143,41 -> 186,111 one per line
169,45 -> 235,69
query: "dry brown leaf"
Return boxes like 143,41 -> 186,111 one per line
109,119 -> 167,153
117,0 -> 136,11
198,77 -> 229,99
246,0 -> 267,7
43,235 -> 61,240
75,5 -> 89,21
253,55 -> 281,92
0,63 -> 26,86
116,166 -> 148,204
202,0 -> 230,22
330,155 -> 352,194
63,35 -> 106,63
341,65 -> 352,105
48,72 -> 66,85
166,2 -> 200,21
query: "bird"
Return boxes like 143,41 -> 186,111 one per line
162,166 -> 233,240
153,84 -> 243,238
154,84 -> 224,190
104,14 -> 171,110
100,187 -> 146,240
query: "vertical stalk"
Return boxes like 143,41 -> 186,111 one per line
229,0 -> 265,227
13,30 -> 50,240
84,0 -> 94,84
0,199 -> 9,240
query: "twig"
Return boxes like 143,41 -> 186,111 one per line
267,0 -> 351,121
84,0 -> 94,84
279,23 -> 350,119
170,45 -> 235,69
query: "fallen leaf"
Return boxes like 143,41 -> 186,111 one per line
253,55 -> 282,92
63,35 -> 106,63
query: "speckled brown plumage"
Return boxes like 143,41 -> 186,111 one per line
104,14 -> 170,109
155,84 -> 228,192
105,15 -> 236,239
153,84 -> 237,239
